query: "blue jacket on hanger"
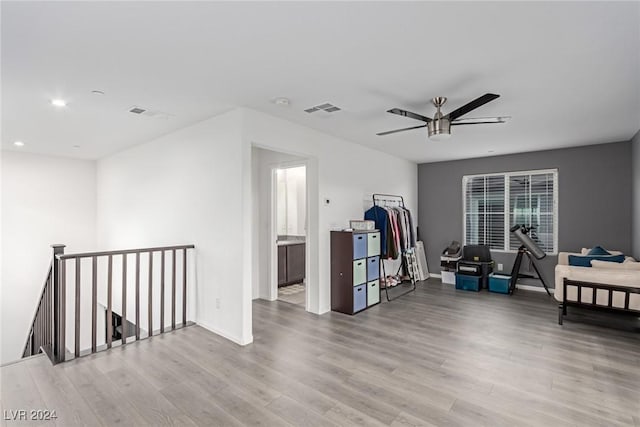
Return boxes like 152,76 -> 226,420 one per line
364,206 -> 388,257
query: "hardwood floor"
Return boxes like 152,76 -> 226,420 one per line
2,279 -> 639,426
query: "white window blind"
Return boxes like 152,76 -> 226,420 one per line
463,169 -> 558,254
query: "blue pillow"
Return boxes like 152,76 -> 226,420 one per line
587,246 -> 611,256
568,254 -> 625,267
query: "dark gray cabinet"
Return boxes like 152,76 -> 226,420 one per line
277,246 -> 287,286
278,242 -> 305,287
330,230 -> 381,314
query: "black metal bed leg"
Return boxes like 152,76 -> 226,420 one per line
558,304 -> 564,325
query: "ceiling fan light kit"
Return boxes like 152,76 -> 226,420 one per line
427,96 -> 451,140
378,93 -> 508,140
428,118 -> 451,140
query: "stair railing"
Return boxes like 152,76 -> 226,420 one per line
24,243 -> 195,364
22,259 -> 55,359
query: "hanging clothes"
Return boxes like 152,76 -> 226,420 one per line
365,203 -> 415,260
364,206 -> 389,257
386,208 -> 401,259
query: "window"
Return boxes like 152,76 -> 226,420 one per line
463,169 -> 558,254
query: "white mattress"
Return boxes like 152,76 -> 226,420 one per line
555,265 -> 640,311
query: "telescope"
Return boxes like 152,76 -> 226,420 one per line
510,224 -> 546,260
508,224 -> 551,295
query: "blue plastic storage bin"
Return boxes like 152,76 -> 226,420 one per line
455,274 -> 481,292
488,274 -> 511,294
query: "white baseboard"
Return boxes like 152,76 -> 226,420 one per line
516,283 -> 554,294
429,273 -> 441,278
197,320 -> 253,346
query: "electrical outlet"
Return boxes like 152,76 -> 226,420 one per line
216,298 -> 221,309
497,263 -> 504,271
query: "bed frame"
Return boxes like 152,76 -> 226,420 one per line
559,278 -> 640,325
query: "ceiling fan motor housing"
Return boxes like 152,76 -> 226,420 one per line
428,118 -> 451,139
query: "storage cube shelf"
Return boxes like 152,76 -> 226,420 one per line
331,230 -> 381,314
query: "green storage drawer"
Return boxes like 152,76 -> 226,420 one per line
367,232 -> 381,257
367,280 -> 380,306
353,259 -> 367,286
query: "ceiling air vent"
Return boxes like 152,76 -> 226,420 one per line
128,106 -> 174,120
304,102 -> 341,114
129,106 -> 146,114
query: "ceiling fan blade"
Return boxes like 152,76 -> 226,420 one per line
376,124 -> 427,136
451,116 -> 510,125
387,108 -> 432,123
446,93 -> 500,121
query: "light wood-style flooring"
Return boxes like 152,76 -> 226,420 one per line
2,279 -> 639,426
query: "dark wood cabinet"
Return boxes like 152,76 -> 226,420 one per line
277,245 -> 288,287
286,243 -> 305,284
278,242 -> 305,287
331,230 -> 381,315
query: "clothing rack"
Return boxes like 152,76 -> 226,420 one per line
371,193 -> 416,301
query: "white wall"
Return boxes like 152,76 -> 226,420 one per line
633,130 -> 640,259
1,151 -> 96,364
251,147 -> 304,300
242,108 -> 418,315
8,107 -> 417,356
97,110 -> 253,345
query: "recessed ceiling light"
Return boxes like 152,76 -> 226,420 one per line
274,97 -> 290,106
91,90 -> 105,95
51,99 -> 67,107
13,141 -> 24,147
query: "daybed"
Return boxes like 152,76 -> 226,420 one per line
555,249 -> 640,325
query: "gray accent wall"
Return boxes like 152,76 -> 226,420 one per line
417,141 -> 632,288
633,130 -> 640,259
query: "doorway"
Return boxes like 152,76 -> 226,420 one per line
274,165 -> 307,306
251,146 -> 310,311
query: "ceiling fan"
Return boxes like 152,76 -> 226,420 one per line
377,93 -> 509,141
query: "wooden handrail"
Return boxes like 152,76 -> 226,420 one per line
57,244 -> 195,260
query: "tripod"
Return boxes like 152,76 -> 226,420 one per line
509,245 -> 551,296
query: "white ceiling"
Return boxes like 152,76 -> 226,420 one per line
2,1 -> 639,163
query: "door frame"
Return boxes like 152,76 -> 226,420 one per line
269,160 -> 309,310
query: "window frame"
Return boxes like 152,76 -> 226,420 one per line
461,168 -> 559,255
